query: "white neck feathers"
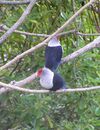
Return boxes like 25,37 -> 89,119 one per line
40,67 -> 54,89
48,37 -> 61,47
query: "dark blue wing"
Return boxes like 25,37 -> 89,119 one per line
45,46 -> 62,71
50,73 -> 65,91
55,46 -> 62,63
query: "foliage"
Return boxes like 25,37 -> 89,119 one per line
0,0 -> 100,130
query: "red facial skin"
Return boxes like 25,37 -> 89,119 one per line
37,68 -> 43,77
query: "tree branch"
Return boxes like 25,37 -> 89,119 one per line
76,32 -> 100,36
61,36 -> 100,64
0,0 -> 37,45
0,0 -> 30,5
0,72 -> 37,94
1,25 -> 76,37
0,36 -> 100,94
0,81 -> 100,94
0,0 -> 96,71
0,36 -> 100,71
1,25 -> 100,37
14,73 -> 37,87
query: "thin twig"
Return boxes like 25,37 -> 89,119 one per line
0,0 -> 96,70
0,0 -> 30,5
76,32 -> 100,36
0,0 -> 37,44
0,81 -> 100,94
1,25 -> 76,37
1,26 -> 100,37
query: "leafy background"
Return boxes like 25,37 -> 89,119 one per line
0,0 -> 100,130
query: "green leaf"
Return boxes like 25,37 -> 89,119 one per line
46,115 -> 53,128
84,125 -> 94,130
95,107 -> 100,116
